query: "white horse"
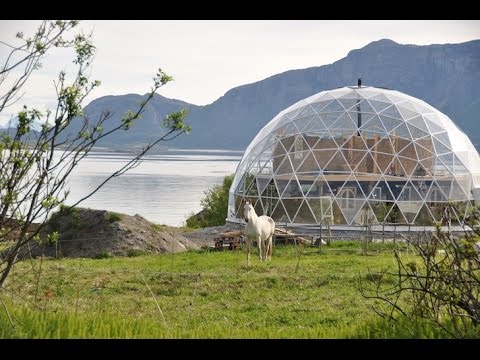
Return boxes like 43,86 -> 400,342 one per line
244,201 -> 275,265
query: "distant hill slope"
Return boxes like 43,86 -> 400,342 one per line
67,39 -> 480,151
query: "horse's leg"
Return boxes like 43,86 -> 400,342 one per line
267,235 -> 273,260
257,236 -> 263,261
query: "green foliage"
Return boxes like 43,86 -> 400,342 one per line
126,249 -> 147,257
186,175 -> 233,228
151,224 -> 167,232
106,212 -> 122,223
2,242 -> 471,338
361,203 -> 480,338
95,251 -> 114,259
0,21 -> 190,290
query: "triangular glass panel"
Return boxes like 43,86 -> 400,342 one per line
418,158 -> 434,177
379,105 -> 403,120
358,112 -> 379,128
324,150 -> 351,174
432,132 -> 452,150
253,198 -> 264,216
273,177 -> 290,196
397,201 -> 422,223
303,117 -> 329,135
398,156 -> 419,177
423,114 -> 445,134
306,175 -> 334,198
368,178 -> 396,201
411,100 -> 434,115
273,155 -> 293,176
260,197 -> 278,217
271,201 -> 290,224
332,199 -> 347,225
452,155 -> 468,174
310,92 -> 335,103
284,104 -> 307,121
295,104 -> 318,119
450,179 -> 469,201
353,151 -> 381,175
396,104 -> 419,121
426,181 -> 448,203
257,176 -> 273,196
341,199 -> 366,225
282,199 -> 302,223
414,140 -> 435,160
338,98 -> 362,111
320,99 -> 346,113
337,175 -> 368,200
233,195 -> 244,219
293,200 -> 316,224
378,115 -> 403,134
351,99 -> 376,114
370,201 -> 390,223
293,115 -> 317,133
310,99 -> 335,114
313,149 -> 337,170
337,89 -> 362,100
312,135 -> 337,150
243,175 -> 259,197
409,179 -> 430,201
296,151 -> 320,174
398,142 -> 417,160
282,122 -> 299,138
320,112 -> 343,128
437,153 -> 454,173
368,99 -> 393,113
382,202 -> 407,224
390,122 -> 412,140
406,116 -> 428,136
434,158 -> 452,177
329,112 -> 357,133
307,197 -> 334,224
384,93 -> 407,105
285,176 -> 304,198
414,204 -> 435,226
353,203 -> 378,225
411,163 -> 430,179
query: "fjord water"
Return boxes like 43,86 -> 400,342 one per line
64,149 -> 242,226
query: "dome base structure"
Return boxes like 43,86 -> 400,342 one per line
228,85 -> 480,229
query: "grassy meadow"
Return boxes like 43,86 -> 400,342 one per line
0,241 -> 459,338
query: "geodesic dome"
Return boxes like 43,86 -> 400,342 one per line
227,85 -> 480,227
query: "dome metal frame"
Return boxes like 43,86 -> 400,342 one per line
228,85 -> 480,229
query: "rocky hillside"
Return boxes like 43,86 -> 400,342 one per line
31,208 -> 200,258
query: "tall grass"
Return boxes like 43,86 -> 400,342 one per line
0,242 -> 474,338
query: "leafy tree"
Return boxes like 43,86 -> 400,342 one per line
0,21 -> 190,289
186,174 -> 233,228
360,203 -> 480,338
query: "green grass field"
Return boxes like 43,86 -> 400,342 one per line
0,241 -> 458,338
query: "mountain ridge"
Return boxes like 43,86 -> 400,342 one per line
6,39 -> 480,151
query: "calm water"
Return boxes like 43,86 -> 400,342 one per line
64,149 -> 242,226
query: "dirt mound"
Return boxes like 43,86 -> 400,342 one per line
32,207 -> 200,258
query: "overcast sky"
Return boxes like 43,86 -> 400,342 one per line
0,20 -> 479,125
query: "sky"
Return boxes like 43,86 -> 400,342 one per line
0,20 -> 479,125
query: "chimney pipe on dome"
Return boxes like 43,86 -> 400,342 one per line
357,79 -> 362,135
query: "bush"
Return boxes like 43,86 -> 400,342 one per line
95,251 -> 113,259
106,212 -> 122,223
186,175 -> 233,228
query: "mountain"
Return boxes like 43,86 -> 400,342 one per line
39,39 -> 480,150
